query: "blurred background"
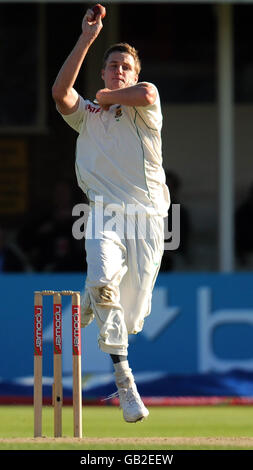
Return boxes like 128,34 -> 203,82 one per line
1,1 -> 253,405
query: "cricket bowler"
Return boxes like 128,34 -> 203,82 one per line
52,4 -> 170,422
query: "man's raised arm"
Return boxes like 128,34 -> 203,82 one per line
52,7 -> 104,115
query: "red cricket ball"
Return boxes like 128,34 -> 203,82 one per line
92,4 -> 106,20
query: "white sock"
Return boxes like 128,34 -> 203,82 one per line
113,360 -> 134,388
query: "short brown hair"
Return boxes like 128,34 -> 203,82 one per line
102,43 -> 141,75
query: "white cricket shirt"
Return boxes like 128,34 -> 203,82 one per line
60,84 -> 170,216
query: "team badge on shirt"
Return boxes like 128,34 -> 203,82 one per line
115,105 -> 122,121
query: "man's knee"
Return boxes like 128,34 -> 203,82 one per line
89,285 -> 119,308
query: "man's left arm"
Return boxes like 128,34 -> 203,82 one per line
96,82 -> 157,110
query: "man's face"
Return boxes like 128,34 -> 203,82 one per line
102,51 -> 138,90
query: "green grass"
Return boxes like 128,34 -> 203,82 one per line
0,405 -> 253,450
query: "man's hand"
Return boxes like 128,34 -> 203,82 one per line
81,7 -> 104,43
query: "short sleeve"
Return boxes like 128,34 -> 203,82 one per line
134,84 -> 162,131
57,95 -> 88,133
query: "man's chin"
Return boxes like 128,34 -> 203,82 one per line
111,81 -> 125,89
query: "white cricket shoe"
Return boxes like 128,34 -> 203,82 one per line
117,382 -> 149,423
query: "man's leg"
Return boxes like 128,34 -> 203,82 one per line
82,209 -> 154,422
109,214 -> 165,422
85,234 -> 149,422
84,229 -> 148,422
120,214 -> 165,335
85,231 -> 129,356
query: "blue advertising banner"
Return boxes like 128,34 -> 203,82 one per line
1,272 -> 253,383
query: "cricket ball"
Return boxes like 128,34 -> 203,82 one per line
92,4 -> 106,20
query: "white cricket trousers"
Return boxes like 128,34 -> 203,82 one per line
84,206 -> 164,356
